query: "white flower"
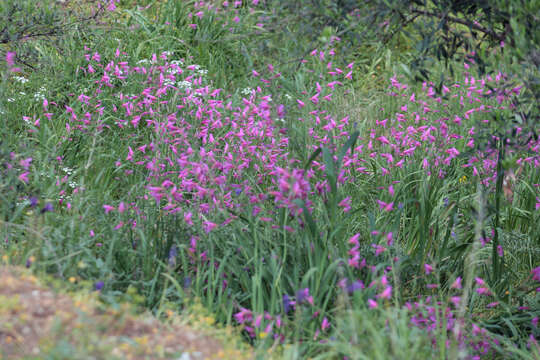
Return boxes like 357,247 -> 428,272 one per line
13,76 -> 29,84
198,69 -> 208,75
7,98 -> 15,103
241,87 -> 253,95
177,80 -> 192,89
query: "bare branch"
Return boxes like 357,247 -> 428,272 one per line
410,8 -> 507,42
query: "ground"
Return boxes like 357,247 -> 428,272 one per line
0,266 -> 251,360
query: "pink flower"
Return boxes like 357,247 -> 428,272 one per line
19,158 -> 32,170
234,308 -> 253,324
451,276 -> 462,289
348,233 -> 360,245
475,277 -> 485,286
367,299 -> 378,308
531,267 -> 540,282
118,202 -> 127,213
18,171 -> 29,184
321,317 -> 330,331
184,212 -> 193,226
450,296 -> 461,307
103,205 -> 115,214
203,220 -> 217,233
424,263 -> 433,275
377,285 -> 392,299
376,200 -> 394,212
476,287 -> 491,296
6,51 -> 15,66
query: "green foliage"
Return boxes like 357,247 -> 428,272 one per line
0,1 -> 538,359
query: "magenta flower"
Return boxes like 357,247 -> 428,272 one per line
18,171 -> 29,184
203,220 -> 217,233
184,211 -> 194,226
348,233 -> 360,245
377,285 -> 392,300
296,288 -> 314,305
376,200 -> 394,212
532,267 -> 540,282
475,277 -> 485,286
321,317 -> 330,331
6,51 -> 15,66
424,263 -> 433,275
103,205 -> 115,214
234,308 -> 253,324
476,287 -> 491,296
338,196 -> 352,212
451,277 -> 462,289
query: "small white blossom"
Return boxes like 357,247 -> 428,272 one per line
241,87 -> 253,95
13,76 -> 29,84
177,80 -> 192,89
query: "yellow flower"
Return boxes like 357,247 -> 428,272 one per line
459,175 -> 467,184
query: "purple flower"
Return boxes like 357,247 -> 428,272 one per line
234,307 -> 252,324
94,281 -> 104,291
168,245 -> 178,267
532,267 -> 540,282
29,197 -> 38,208
282,294 -> 292,313
346,280 -> 364,294
40,202 -> 53,214
296,288 -> 314,305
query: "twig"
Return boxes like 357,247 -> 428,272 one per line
410,8 -> 507,42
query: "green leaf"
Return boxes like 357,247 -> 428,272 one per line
304,147 -> 322,170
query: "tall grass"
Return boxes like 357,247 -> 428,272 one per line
1,1 -> 538,359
